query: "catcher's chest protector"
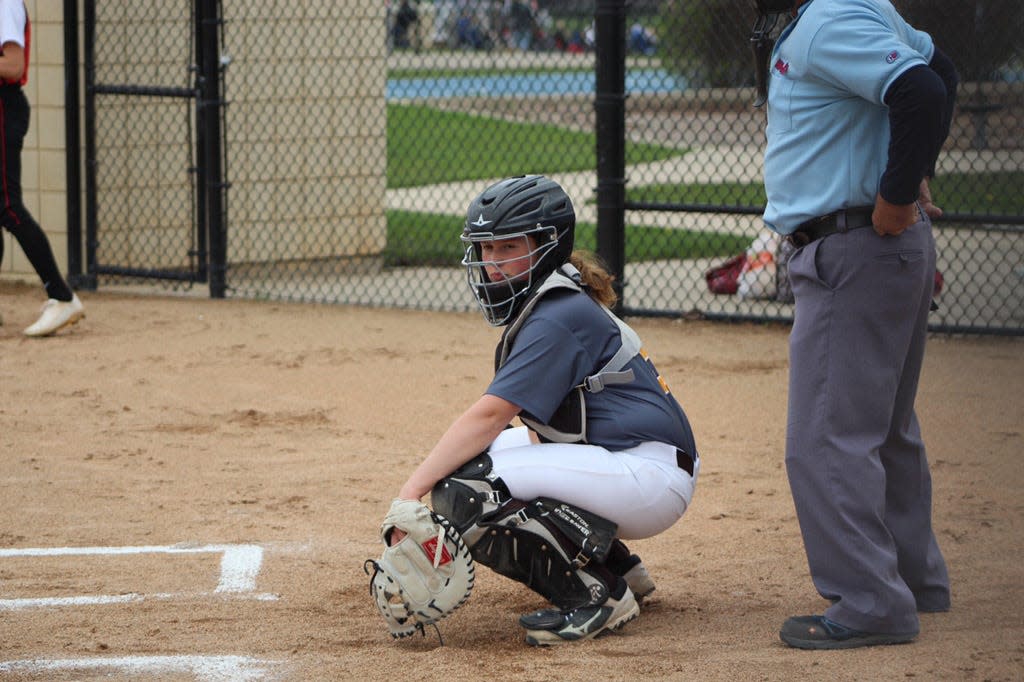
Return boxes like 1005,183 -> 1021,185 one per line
495,265 -> 642,444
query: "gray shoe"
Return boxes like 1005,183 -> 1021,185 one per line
780,615 -> 918,650
521,583 -> 639,647
622,558 -> 655,601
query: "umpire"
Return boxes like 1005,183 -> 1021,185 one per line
751,0 -> 958,649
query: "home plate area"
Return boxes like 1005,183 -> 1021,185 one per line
0,543 -> 282,681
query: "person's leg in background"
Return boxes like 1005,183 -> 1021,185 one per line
0,87 -> 83,336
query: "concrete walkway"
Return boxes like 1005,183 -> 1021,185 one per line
381,142 -> 1024,332
385,148 -> 766,235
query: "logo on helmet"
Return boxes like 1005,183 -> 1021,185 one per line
471,214 -> 492,228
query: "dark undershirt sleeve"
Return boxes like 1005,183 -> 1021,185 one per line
924,47 -> 960,177
879,48 -> 958,204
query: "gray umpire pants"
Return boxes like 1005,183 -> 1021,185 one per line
785,213 -> 951,635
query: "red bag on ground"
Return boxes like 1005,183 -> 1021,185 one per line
705,254 -> 745,295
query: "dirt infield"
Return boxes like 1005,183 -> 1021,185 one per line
0,282 -> 1021,681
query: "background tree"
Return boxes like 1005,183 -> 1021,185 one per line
895,0 -> 1024,83
659,0 -> 762,88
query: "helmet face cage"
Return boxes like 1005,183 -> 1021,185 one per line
460,175 -> 576,326
461,224 -> 560,326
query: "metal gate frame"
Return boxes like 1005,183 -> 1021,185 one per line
71,0 -> 227,297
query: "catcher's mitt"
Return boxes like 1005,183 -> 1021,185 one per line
364,499 -> 475,639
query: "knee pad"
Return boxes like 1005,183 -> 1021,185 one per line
431,453 -> 511,548
431,456 -> 619,610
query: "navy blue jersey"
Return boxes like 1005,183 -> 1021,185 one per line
486,288 -> 697,455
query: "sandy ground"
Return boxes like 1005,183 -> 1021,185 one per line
0,281 -> 1021,681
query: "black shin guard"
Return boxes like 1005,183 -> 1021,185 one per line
431,454 -> 619,610
471,498 -> 619,609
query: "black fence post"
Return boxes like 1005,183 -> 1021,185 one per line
197,0 -> 227,298
594,0 -> 628,311
82,0 -> 100,288
63,0 -> 90,290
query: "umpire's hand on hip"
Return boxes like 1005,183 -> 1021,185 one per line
873,194 -> 921,236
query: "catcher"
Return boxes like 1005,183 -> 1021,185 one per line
369,175 -> 700,646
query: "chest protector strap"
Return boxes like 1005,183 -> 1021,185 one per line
495,265 -> 643,444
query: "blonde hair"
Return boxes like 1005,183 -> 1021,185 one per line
569,250 -> 618,309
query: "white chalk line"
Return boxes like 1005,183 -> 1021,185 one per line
0,655 -> 281,682
0,544 -> 294,679
0,591 -> 280,610
0,543 -> 278,611
218,544 -> 264,593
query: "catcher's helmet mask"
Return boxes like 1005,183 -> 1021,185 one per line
462,175 -> 576,326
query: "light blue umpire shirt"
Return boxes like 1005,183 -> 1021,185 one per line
762,0 -> 934,234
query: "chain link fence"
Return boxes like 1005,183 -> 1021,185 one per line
619,0 -> 1023,334
82,0 -> 1023,334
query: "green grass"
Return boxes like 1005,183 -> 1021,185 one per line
383,104 -> 1021,270
381,211 -> 462,266
387,103 -> 684,188
625,181 -> 766,207
625,172 -> 1024,215
382,210 -> 749,266
930,172 -> 1024,214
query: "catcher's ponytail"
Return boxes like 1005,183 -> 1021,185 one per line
570,250 -> 617,309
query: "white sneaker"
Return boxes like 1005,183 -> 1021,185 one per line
521,583 -> 639,646
24,294 -> 85,337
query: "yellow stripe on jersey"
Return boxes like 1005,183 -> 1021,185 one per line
639,347 -> 672,394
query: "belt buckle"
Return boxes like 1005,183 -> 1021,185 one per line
786,231 -> 811,248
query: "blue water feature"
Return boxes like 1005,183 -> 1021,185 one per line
387,69 -> 688,100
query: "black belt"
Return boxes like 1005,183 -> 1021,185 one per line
676,449 -> 695,476
786,206 -> 875,247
